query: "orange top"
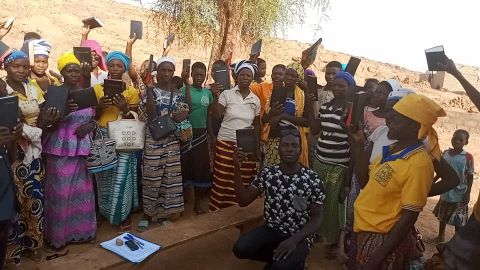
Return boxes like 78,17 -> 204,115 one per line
250,82 -> 273,141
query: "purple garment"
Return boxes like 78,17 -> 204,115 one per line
304,69 -> 316,77
42,108 -> 94,157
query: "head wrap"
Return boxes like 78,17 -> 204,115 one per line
156,56 -> 175,68
335,71 -> 356,87
57,52 -> 81,72
287,60 -> 304,80
80,40 -> 106,71
385,79 -> 401,92
106,51 -> 131,71
231,60 -> 257,77
30,39 -> 52,56
3,50 -> 28,67
393,93 -> 446,160
387,88 -> 415,101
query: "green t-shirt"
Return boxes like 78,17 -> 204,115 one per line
181,86 -> 213,128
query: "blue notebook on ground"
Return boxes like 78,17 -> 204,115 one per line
100,232 -> 161,264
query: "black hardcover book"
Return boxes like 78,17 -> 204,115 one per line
250,39 -> 263,56
182,59 -> 191,76
345,57 -> 361,76
82,17 -> 104,29
304,37 -> 323,67
425,45 -> 446,71
44,85 -> 69,118
69,87 -> 98,109
130,20 -> 143,39
0,95 -> 18,130
270,86 -> 287,106
103,79 -> 125,98
73,47 -> 93,67
212,65 -> 230,91
163,33 -> 175,49
236,128 -> 257,159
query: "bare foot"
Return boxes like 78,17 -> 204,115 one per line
426,236 -> 445,244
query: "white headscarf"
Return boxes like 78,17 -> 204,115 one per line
387,88 -> 415,101
385,79 -> 401,92
31,39 -> 52,56
156,56 -> 175,68
231,60 -> 257,76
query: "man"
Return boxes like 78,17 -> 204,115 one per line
232,130 -> 325,270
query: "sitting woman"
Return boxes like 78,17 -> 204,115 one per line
138,57 -> 190,231
42,52 -> 97,250
93,51 -> 140,232
262,67 -> 309,167
209,60 -> 261,211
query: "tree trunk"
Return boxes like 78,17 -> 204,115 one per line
207,0 -> 245,75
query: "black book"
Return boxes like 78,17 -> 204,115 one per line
103,79 -> 125,98
0,41 -> 12,62
82,17 -> 104,29
304,37 -> 322,67
182,59 -> 191,76
345,87 -> 369,130
130,20 -> 143,39
345,57 -> 361,76
69,87 -> 98,109
212,64 -> 230,91
236,128 -> 257,160
425,45 -> 446,71
73,47 -> 93,67
163,33 -> 175,49
250,39 -> 262,56
270,86 -> 287,106
44,85 -> 69,118
0,95 -> 18,130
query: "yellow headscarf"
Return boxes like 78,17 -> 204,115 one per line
393,93 -> 446,160
57,52 -> 80,72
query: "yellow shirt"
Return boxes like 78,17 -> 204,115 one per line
93,84 -> 140,127
354,143 -> 434,233
251,82 -> 273,142
6,80 -> 44,127
474,192 -> 480,222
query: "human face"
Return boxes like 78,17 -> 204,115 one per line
107,59 -> 125,80
32,55 -> 49,75
284,68 -> 299,88
279,134 -> 301,164
191,68 -> 206,88
237,68 -> 253,89
6,59 -> 30,83
386,110 -> 419,141
271,67 -> 285,87
370,84 -> 390,108
156,62 -> 175,84
325,67 -> 340,84
451,132 -> 467,151
91,51 -> 100,69
331,77 -> 349,99
257,62 -> 267,78
61,64 -> 82,86
364,81 -> 378,95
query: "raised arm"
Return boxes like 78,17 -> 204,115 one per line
232,148 -> 262,207
125,34 -> 139,85
80,24 -> 90,44
441,57 -> 480,111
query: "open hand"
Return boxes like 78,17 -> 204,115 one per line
80,62 -> 92,78
210,83 -> 223,97
437,56 -> 459,75
127,32 -> 137,46
112,94 -> 129,113
98,96 -> 113,109
233,148 -> 248,168
273,237 -> 298,261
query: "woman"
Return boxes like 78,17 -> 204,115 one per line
138,57 -> 187,230
3,50 -> 57,263
209,60 -> 261,211
262,67 -> 309,167
27,39 -> 60,92
42,52 -> 97,249
80,39 -> 107,86
93,51 -> 140,232
352,94 -> 445,269
308,71 -> 355,259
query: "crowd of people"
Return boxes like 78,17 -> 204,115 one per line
0,20 -> 479,270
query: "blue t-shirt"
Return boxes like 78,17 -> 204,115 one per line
440,149 -> 475,203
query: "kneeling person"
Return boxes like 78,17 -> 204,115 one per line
232,129 -> 325,270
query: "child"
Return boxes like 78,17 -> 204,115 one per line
433,129 -> 474,242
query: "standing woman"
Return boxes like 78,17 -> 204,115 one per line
308,71 -> 356,259
139,57 -> 186,230
209,60 -> 261,211
3,51 -> 57,263
42,52 -> 97,249
93,51 -> 140,232
262,67 -> 309,167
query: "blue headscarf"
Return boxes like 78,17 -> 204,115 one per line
3,50 -> 28,67
106,51 -> 131,70
335,71 -> 356,87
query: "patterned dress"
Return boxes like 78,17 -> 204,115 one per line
42,108 -> 96,249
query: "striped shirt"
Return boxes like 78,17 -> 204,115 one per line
315,100 -> 350,167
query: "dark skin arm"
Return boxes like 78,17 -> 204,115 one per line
361,210 -> 419,269
428,158 -> 460,197
232,148 -> 262,207
273,203 -> 323,261
253,116 -> 261,159
125,33 -> 139,84
465,174 -> 474,203
348,129 -> 372,188
81,24 -> 90,44
181,70 -> 192,113
306,93 -> 321,135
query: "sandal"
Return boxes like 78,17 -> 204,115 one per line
136,219 -> 149,233
46,250 -> 69,261
157,218 -> 172,227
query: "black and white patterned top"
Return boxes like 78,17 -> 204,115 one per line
251,166 -> 325,246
